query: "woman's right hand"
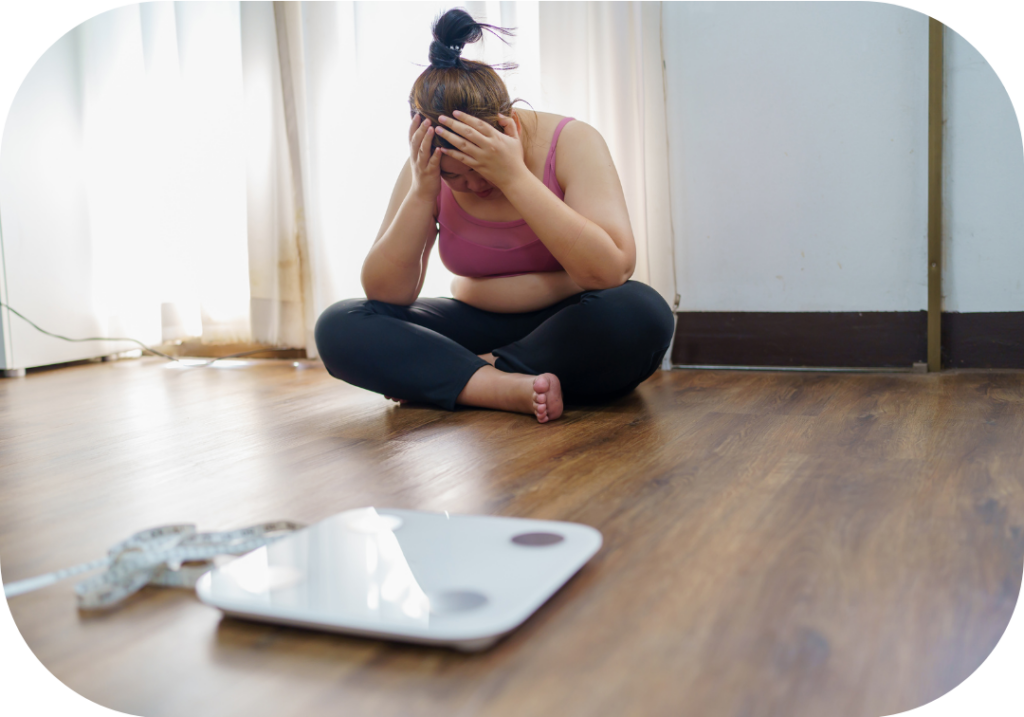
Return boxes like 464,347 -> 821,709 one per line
408,114 -> 443,202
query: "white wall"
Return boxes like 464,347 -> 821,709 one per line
663,2 -> 930,312
943,25 -> 1024,313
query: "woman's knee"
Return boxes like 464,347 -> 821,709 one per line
314,298 -> 376,375
586,281 -> 675,351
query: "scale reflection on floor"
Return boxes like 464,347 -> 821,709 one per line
196,507 -> 603,651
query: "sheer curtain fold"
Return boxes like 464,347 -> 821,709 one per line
240,2 -> 304,349
172,2 -> 251,343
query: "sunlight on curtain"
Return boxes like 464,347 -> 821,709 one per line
82,2 -> 251,344
240,2 -> 304,348
172,2 -> 250,342
138,2 -> 203,340
78,6 -> 164,342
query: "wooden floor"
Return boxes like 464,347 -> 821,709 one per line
2,358 -> 1022,717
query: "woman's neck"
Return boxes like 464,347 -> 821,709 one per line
516,109 -> 539,156
515,109 -> 553,180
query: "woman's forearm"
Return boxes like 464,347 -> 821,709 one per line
500,169 -> 632,290
361,193 -> 437,305
451,272 -> 584,313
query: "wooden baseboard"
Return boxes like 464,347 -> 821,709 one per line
671,312 -> 927,368
162,341 -> 307,360
672,311 -> 1024,369
942,312 -> 1024,368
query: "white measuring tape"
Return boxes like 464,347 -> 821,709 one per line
3,521 -> 304,609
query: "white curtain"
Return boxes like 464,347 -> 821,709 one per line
239,2 -> 306,349
0,1 -> 676,366
83,1 -> 252,344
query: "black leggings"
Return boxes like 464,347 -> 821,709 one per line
314,280 -> 675,410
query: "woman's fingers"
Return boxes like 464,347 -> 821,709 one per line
417,125 -> 435,166
439,146 -> 474,167
409,115 -> 430,153
410,116 -> 430,147
426,145 -> 442,170
438,114 -> 487,146
409,119 -> 423,158
497,113 -> 518,139
435,125 -> 468,151
410,120 -> 432,165
451,110 -> 493,137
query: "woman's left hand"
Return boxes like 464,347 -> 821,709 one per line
435,111 -> 529,188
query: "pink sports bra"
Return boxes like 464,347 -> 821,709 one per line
435,117 -> 575,278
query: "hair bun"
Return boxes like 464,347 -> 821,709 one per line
428,8 -> 514,70
428,39 -> 463,69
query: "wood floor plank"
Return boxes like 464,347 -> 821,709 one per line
2,360 -> 1022,717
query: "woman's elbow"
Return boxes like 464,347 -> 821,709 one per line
361,273 -> 416,306
364,288 -> 416,306
576,259 -> 634,291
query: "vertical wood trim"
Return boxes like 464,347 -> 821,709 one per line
657,2 -> 679,370
658,2 -> 680,313
927,18 -> 944,372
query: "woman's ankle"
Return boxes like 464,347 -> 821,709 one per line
456,366 -> 564,423
457,365 -> 534,414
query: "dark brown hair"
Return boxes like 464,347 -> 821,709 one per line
408,8 -> 525,151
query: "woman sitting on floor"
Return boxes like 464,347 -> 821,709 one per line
315,8 -> 674,423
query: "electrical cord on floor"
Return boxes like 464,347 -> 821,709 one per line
0,301 -> 298,367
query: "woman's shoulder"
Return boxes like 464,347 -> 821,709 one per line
526,111 -> 601,143
551,117 -> 611,190
554,116 -> 604,147
518,111 -> 610,190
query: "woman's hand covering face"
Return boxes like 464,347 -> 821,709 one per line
408,113 -> 443,201
435,111 -> 528,189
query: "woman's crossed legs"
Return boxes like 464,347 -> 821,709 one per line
314,280 -> 674,422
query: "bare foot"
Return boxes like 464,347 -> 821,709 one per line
457,366 -> 564,424
531,373 -> 563,424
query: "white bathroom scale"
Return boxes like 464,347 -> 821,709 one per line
196,507 -> 603,652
